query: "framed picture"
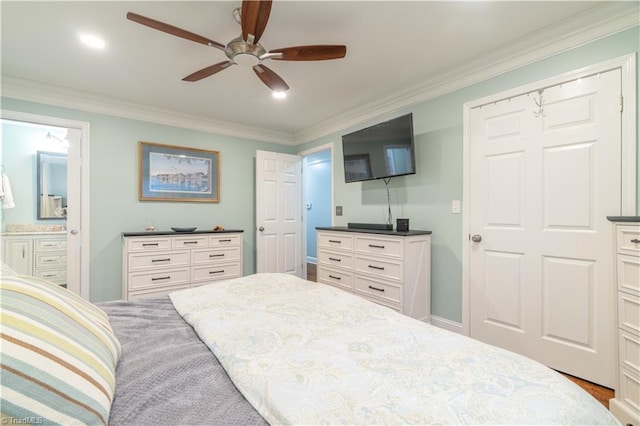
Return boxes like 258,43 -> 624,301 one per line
138,141 -> 220,202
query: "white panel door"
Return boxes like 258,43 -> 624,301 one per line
256,150 -> 302,276
469,70 -> 621,387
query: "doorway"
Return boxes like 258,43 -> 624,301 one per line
1,110 -> 90,298
301,143 -> 333,280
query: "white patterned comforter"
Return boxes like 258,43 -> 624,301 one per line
170,273 -> 619,425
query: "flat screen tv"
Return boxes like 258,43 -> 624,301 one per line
342,113 -> 416,183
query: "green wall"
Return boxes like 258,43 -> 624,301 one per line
2,27 -> 638,320
0,99 -> 295,301
298,26 -> 640,323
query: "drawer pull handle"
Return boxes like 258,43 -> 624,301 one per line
43,259 -> 57,263
209,254 -> 225,258
368,265 -> 385,271
369,244 -> 385,249
329,275 -> 341,280
142,243 -> 159,247
328,257 -> 341,262
151,276 -> 170,281
368,285 -> 385,292
209,270 -> 225,274
151,258 -> 171,263
328,240 -> 341,243
42,273 -> 56,278
219,239 -> 232,242
183,241 -> 198,245
631,239 -> 640,244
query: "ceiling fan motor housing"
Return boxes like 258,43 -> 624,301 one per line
226,37 -> 266,67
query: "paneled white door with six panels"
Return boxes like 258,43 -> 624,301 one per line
469,69 -> 621,387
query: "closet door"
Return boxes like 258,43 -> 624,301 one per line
469,70 -> 621,387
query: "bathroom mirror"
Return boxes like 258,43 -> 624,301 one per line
37,151 -> 67,220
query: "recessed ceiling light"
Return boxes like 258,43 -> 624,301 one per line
272,91 -> 287,99
80,34 -> 106,49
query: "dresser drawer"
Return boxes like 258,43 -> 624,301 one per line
209,234 -> 241,247
358,294 -> 401,313
355,236 -> 402,259
619,292 -> 640,335
128,284 -> 188,300
128,268 -> 190,291
620,330 -> 640,373
318,249 -> 353,270
191,263 -> 241,283
35,253 -> 67,268
128,251 -> 190,272
35,268 -> 67,282
318,232 -> 354,251
317,266 -> 353,292
192,247 -> 241,265
618,254 -> 640,296
354,256 -> 402,282
618,366 -> 640,415
35,238 -> 67,251
617,225 -> 640,257
128,237 -> 172,252
172,235 -> 208,250
354,275 -> 401,305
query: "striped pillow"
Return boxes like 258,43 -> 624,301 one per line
1,276 -> 121,425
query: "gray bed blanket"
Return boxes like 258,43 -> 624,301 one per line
99,297 -> 267,426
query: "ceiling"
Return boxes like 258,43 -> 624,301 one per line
1,1 -> 636,144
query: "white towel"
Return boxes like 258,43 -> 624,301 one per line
1,174 -> 16,209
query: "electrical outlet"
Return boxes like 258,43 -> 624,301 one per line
336,206 -> 343,216
452,200 -> 461,214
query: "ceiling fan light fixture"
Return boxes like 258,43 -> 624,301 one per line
233,52 -> 260,67
272,90 -> 287,99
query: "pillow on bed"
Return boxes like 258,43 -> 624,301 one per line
1,275 -> 121,425
1,261 -> 17,276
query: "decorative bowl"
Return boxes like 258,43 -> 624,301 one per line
171,227 -> 197,233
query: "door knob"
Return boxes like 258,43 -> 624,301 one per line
258,226 -> 265,232
70,229 -> 79,235
471,234 -> 482,243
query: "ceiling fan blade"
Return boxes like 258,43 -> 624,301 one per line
269,45 -> 347,61
183,61 -> 234,82
253,64 -> 289,92
241,0 -> 272,44
127,12 -> 225,50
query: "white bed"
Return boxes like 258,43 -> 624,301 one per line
1,273 -> 618,425
171,272 -> 619,425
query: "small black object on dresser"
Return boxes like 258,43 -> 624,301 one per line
396,218 -> 409,232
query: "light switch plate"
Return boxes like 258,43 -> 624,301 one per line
452,200 -> 461,214
336,206 -> 343,216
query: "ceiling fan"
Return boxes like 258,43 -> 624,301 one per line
127,0 -> 347,95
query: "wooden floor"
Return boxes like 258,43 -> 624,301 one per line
306,262 -> 613,409
560,373 -> 613,408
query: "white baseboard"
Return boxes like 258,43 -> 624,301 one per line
430,315 -> 463,334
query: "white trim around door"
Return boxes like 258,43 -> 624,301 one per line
1,109 -> 91,299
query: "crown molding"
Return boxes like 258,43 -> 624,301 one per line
0,75 -> 295,145
294,1 -> 639,144
1,2 -> 637,146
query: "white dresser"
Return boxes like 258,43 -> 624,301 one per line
2,232 -> 67,287
608,219 -> 640,426
316,227 -> 431,321
122,230 -> 243,300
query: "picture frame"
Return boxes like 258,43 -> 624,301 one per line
138,141 -> 220,202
